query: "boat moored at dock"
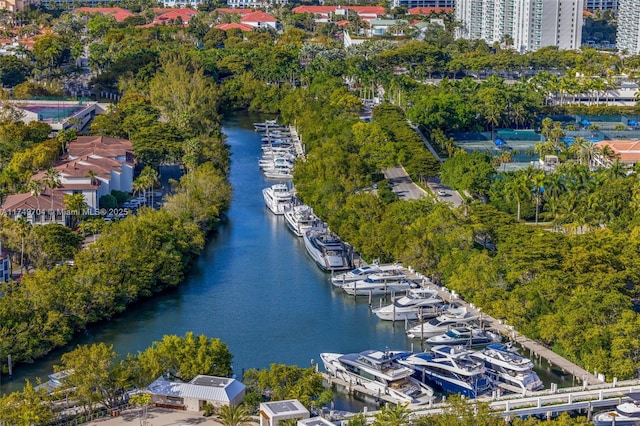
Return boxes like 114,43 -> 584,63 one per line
469,343 -> 544,394
262,183 -> 293,215
320,350 -> 434,406
331,262 -> 403,287
304,228 -> 353,272
397,345 -> 492,399
406,307 -> 480,339
593,392 -> 640,426
342,271 -> 411,296
372,288 -> 444,321
284,204 -> 317,237
426,327 -> 502,346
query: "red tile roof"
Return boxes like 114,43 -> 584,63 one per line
215,8 -> 252,15
241,11 -> 277,23
155,9 -> 198,23
407,7 -> 452,15
583,10 -> 594,18
594,140 -> 640,163
291,5 -> 339,14
335,20 -> 349,26
346,6 -> 385,14
73,7 -> 134,22
215,22 -> 254,32
68,136 -> 133,160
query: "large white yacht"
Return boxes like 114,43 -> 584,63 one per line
470,344 -> 544,394
331,262 -> 403,287
593,392 -> 640,426
303,228 -> 353,272
262,184 -> 293,215
284,204 -> 317,237
341,271 -> 411,296
406,307 -> 479,339
372,288 -> 444,321
397,345 -> 493,399
320,350 -> 434,406
426,328 -> 502,346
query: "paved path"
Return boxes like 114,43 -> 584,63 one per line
383,167 -> 427,200
408,122 -> 443,163
424,177 -> 464,208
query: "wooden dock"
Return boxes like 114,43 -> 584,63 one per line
404,268 -> 603,385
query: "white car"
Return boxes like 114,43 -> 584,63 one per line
437,190 -> 448,196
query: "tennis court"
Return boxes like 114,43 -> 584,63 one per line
453,130 -> 542,170
22,105 -> 87,122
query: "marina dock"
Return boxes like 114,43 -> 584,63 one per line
402,269 -> 604,386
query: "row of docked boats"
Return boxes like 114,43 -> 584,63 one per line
255,120 -> 299,180
261,183 -> 353,271
321,343 -> 545,405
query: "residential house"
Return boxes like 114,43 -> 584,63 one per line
291,5 -> 384,23
240,11 -> 278,29
147,375 -> 246,411
368,19 -> 409,37
0,241 -> 10,283
593,140 -> 640,167
215,22 -> 255,31
139,8 -> 198,27
0,136 -> 134,226
407,6 -> 452,15
72,7 -> 134,22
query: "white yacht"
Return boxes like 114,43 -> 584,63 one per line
372,288 -> 444,321
284,204 -> 317,237
262,184 -> 292,215
303,228 -> 353,272
254,120 -> 283,132
341,272 -> 411,296
426,328 -> 502,346
263,164 -> 293,180
331,262 -> 403,287
397,345 -> 492,399
469,344 -> 544,394
320,350 -> 434,406
406,307 -> 479,338
593,392 -> 640,426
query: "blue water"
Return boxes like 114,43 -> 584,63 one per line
0,112 -> 573,407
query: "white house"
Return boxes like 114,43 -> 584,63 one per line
147,375 -> 246,411
240,11 -> 278,29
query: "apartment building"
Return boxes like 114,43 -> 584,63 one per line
456,0 -> 584,52
617,0 -> 640,54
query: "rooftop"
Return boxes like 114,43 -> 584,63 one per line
73,7 -> 134,22
147,375 -> 245,402
241,11 -> 277,22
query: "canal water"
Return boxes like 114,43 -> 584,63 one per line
0,112 -> 572,407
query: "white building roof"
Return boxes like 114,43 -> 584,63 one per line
260,399 -> 309,418
148,375 -> 246,402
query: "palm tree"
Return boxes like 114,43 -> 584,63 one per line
530,171 -> 546,225
217,404 -> 253,426
568,136 -> 595,168
505,174 -> 530,221
43,168 -> 61,213
14,215 -> 31,275
27,179 -> 43,213
373,402 -> 411,426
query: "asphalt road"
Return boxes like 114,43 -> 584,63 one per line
383,167 -> 427,200
426,177 -> 464,208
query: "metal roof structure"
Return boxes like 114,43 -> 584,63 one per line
147,375 -> 246,403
